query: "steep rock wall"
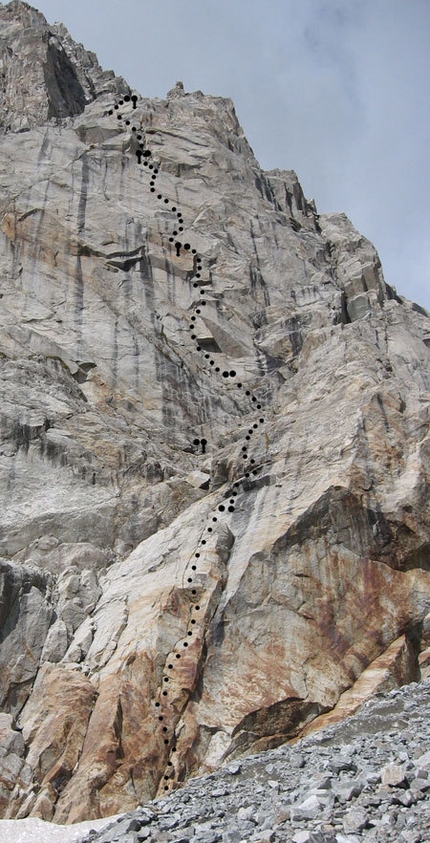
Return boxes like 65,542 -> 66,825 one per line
0,3 -> 430,823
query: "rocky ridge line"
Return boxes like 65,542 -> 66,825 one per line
0,0 -> 126,133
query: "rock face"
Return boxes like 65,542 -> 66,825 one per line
76,678 -> 430,843
0,0 -> 126,132
0,0 -> 430,824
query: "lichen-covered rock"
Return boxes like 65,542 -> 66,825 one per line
0,0 -> 430,824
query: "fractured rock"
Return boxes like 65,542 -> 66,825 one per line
0,0 -> 429,825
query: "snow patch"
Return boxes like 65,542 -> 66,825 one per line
0,815 -> 121,843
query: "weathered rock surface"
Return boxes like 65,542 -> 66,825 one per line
72,678 -> 430,843
0,0 -> 430,825
0,0 -> 126,133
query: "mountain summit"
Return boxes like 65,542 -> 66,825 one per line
0,0 -> 429,825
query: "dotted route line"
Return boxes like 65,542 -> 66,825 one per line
105,93 -> 269,793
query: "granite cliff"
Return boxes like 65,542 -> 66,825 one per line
0,0 -> 430,825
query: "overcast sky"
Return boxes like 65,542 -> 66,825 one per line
21,0 -> 430,309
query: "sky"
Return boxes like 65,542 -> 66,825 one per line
16,0 -> 430,310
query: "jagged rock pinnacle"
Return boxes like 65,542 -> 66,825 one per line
167,80 -> 185,99
0,0 -> 127,132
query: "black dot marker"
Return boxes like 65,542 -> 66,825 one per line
105,100 -> 271,746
